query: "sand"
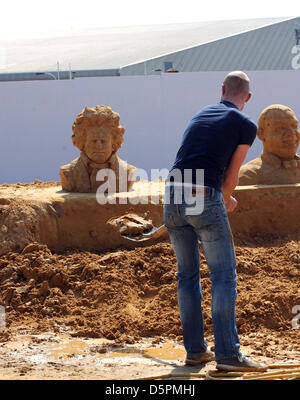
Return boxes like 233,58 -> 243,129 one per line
0,181 -> 299,379
0,238 -> 299,379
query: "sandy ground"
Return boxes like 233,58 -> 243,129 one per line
1,330 -> 297,380
0,237 -> 299,380
0,180 -> 299,380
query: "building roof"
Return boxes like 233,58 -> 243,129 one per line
121,16 -> 300,75
0,17 -> 294,74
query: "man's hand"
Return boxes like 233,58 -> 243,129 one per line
225,196 -> 238,212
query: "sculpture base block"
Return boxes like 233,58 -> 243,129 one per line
0,181 -> 165,255
230,183 -> 300,239
0,181 -> 299,255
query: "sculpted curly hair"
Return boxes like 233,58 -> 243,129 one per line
71,105 -> 125,152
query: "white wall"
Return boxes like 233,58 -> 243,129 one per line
0,70 -> 300,184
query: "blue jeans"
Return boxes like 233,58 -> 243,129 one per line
163,184 -> 241,362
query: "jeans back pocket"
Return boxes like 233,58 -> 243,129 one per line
185,205 -> 225,242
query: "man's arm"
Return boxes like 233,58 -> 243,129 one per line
222,144 -> 250,211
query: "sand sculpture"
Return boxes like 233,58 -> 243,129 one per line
60,105 -> 136,193
107,213 -> 154,236
239,104 -> 300,185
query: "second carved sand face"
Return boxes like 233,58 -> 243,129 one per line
259,107 -> 300,160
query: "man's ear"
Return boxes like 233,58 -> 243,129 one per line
245,92 -> 252,104
221,83 -> 226,97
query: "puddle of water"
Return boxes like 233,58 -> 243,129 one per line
47,340 -> 185,362
109,342 -> 185,361
144,343 -> 185,361
49,340 -> 88,360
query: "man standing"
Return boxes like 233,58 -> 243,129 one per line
164,71 -> 266,372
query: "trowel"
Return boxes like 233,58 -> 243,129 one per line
121,224 -> 166,242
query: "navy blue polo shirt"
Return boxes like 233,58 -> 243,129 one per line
170,101 -> 257,190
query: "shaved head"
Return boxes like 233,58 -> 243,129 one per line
221,71 -> 252,110
223,71 -> 250,96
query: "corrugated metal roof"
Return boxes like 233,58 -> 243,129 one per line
0,17 -> 292,74
121,16 -> 300,75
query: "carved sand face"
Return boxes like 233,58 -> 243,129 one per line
259,109 -> 300,160
83,126 -> 113,164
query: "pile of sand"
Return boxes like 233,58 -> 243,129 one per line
0,239 -> 299,355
